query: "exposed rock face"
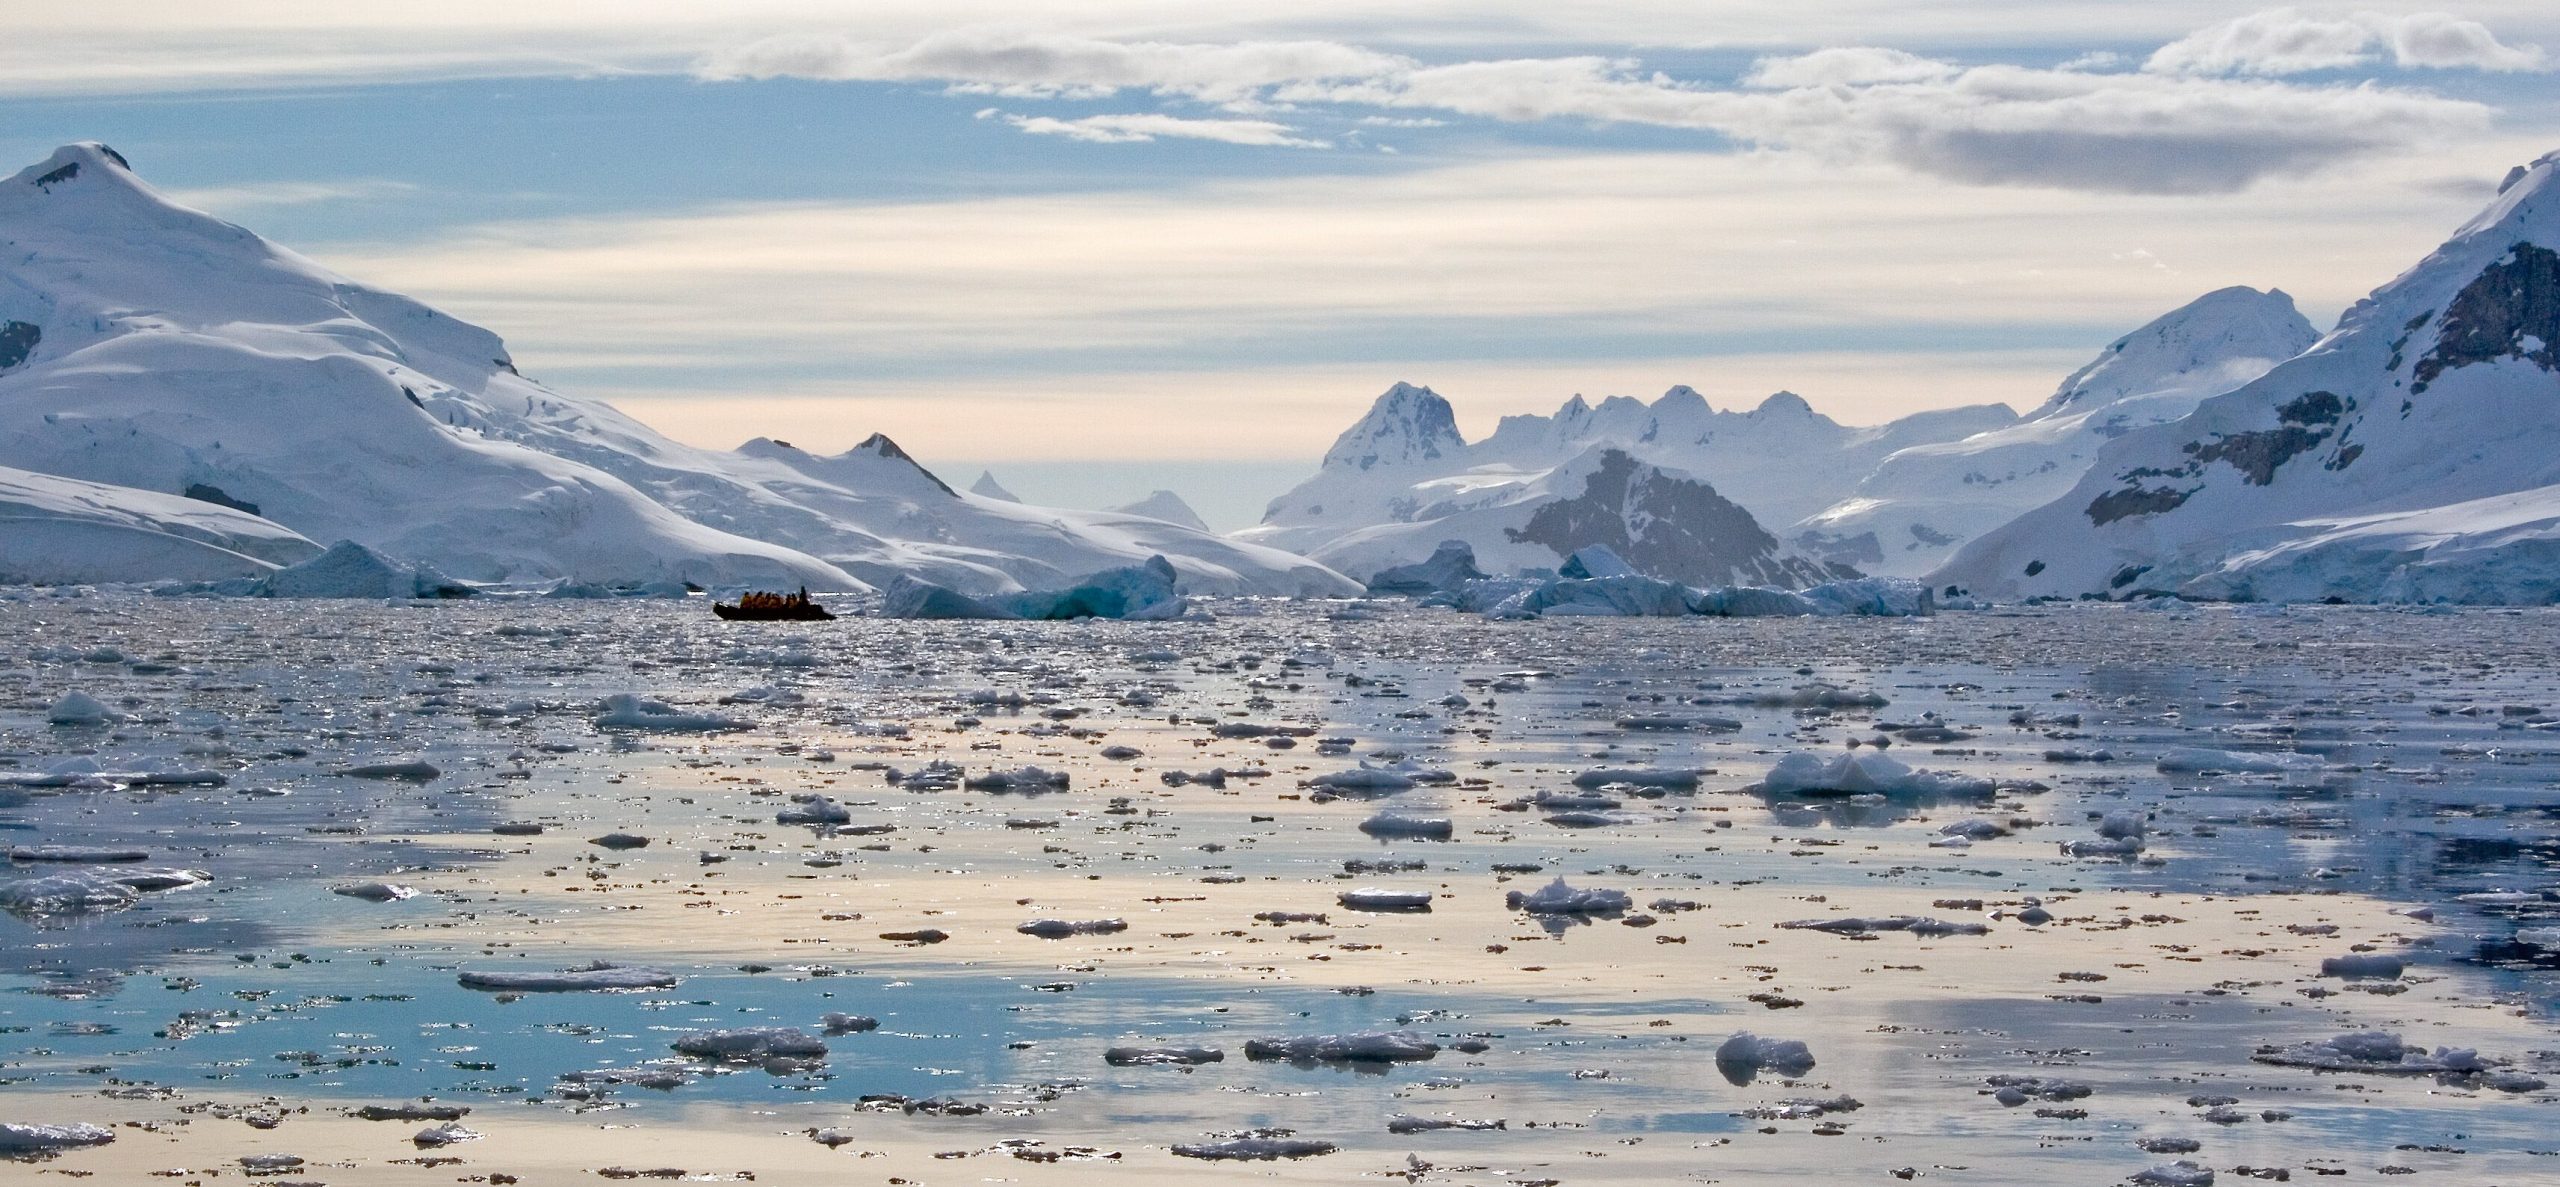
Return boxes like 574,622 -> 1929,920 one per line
2413,243 -> 2560,393
0,321 -> 36,372
1501,450 -> 1842,588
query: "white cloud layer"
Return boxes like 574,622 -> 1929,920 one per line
991,110 -> 1330,147
2146,8 -> 2547,76
681,18 -> 2518,193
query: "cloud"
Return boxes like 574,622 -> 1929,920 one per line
994,110 -> 1329,147
2146,8 -> 2546,76
162,178 -> 419,211
690,23 -> 2502,193
2389,11 -> 2548,71
1743,46 -> 1956,89
697,28 -> 1406,102
1281,54 -> 2489,194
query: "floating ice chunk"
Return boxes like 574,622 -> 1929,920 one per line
1572,767 -> 1701,791
1779,916 -> 1988,937
589,833 -> 650,850
0,871 -> 141,918
0,1122 -> 115,1153
238,1154 -> 306,1172
45,691 -> 113,726
2319,953 -> 2406,979
2155,748 -> 2320,774
967,766 -> 1070,793
256,540 -> 473,599
1359,811 -> 1453,840
1244,1031 -> 1439,1063
2131,1160 -> 2216,1186
1716,1032 -> 1816,1081
339,760 -> 441,780
593,693 -> 748,733
1309,766 -> 1416,794
1614,714 -> 1740,732
1338,887 -> 1433,912
8,845 -> 146,863
775,795 -> 852,825
1105,1045 -> 1224,1066
1017,918 -> 1128,938
670,1027 -> 828,1061
2064,836 -> 2145,858
1505,877 -> 1631,915
458,962 -> 681,992
1761,751 -> 1993,797
1794,577 -> 1935,617
2097,812 -> 2148,840
819,1013 -> 879,1035
411,1122 -> 480,1147
1366,541 -> 1486,596
1939,818 -> 2009,840
1386,1115 -> 1505,1133
886,556 -> 1187,621
353,1103 -> 469,1122
2253,1031 -> 2491,1074
108,868 -> 208,892
332,882 -> 417,902
1172,1135 -> 1336,1160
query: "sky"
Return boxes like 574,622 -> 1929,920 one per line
6,3 -> 2559,528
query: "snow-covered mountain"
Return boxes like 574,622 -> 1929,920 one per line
1304,445 -> 1846,588
1107,489 -> 1212,532
969,470 -> 1020,502
1935,151 -> 2560,604
1799,287 -> 2320,576
0,143 -> 1356,595
1241,380 -> 2014,582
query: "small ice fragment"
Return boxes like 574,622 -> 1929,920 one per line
1505,877 -> 1631,915
1244,1031 -> 1438,1063
1104,1045 -> 1224,1066
339,760 -> 441,780
457,962 -> 680,992
1715,1032 -> 1816,1082
45,692 -> 113,726
670,1027 -> 829,1061
332,882 -> 417,902
0,1122 -> 115,1153
1337,887 -> 1433,912
1360,811 -> 1453,840
1016,918 -> 1128,938
2319,953 -> 2404,979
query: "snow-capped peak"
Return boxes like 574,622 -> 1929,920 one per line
1321,381 -> 1464,471
1107,489 -> 1212,532
1749,391 -> 1818,420
969,470 -> 1021,502
11,142 -> 138,196
2034,286 -> 2318,417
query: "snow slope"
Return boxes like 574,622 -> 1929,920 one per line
1935,152 -> 2560,603
0,463 -> 320,584
1799,288 -> 2319,576
0,143 -> 1357,597
1240,381 -> 2013,582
